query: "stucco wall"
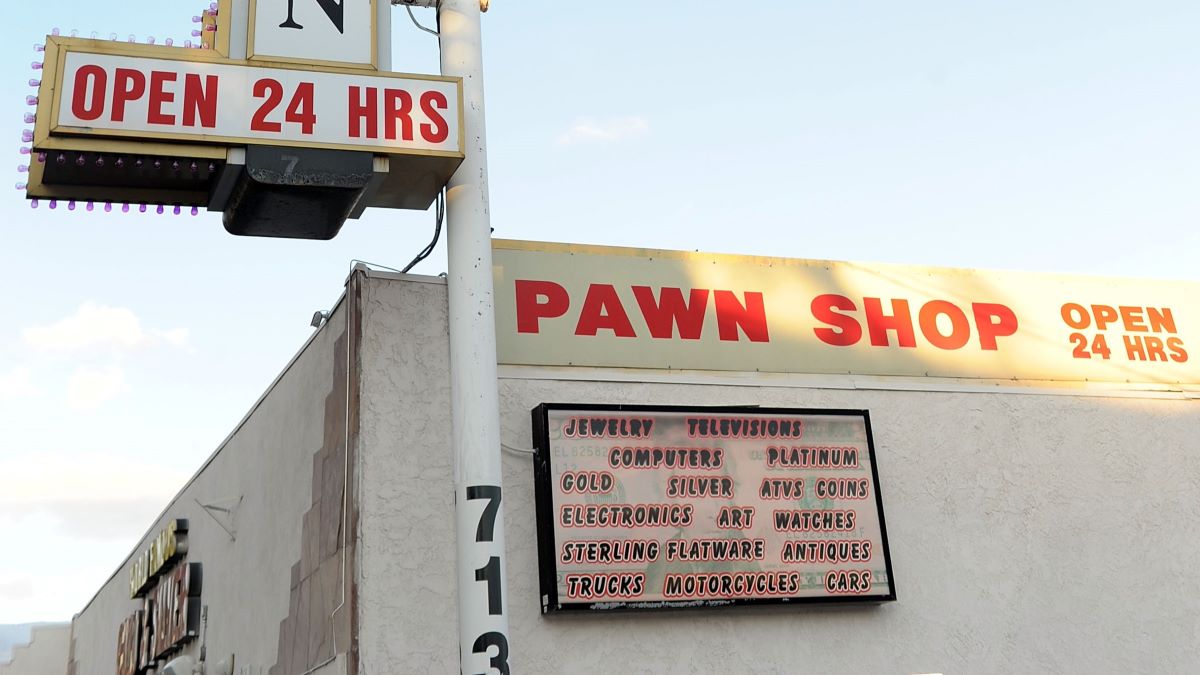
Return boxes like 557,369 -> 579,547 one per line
69,298 -> 353,675
357,274 -> 1200,674
0,624 -> 69,675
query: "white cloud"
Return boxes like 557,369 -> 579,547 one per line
22,303 -> 189,354
66,365 -> 128,411
0,570 -> 116,623
0,453 -> 188,540
557,116 -> 650,145
0,367 -> 40,399
0,453 -> 185,506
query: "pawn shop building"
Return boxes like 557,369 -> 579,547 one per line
66,240 -> 1200,674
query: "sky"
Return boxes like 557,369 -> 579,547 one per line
1,1 -> 1198,623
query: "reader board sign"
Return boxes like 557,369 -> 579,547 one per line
532,404 -> 896,612
495,240 -> 1200,386
45,41 -> 462,156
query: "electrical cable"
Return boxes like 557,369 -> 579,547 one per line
405,5 -> 440,36
401,190 -> 444,273
502,442 -> 536,457
350,259 -> 404,274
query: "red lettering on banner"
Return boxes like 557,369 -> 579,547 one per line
1063,303 -> 1178,335
251,78 -> 284,132
515,280 -> 570,333
813,296 -> 1019,351
71,65 -> 106,121
385,89 -> 414,141
973,303 -> 1019,350
811,294 -> 862,346
516,281 -> 770,343
182,74 -> 218,128
348,85 -> 377,138
714,291 -> 770,343
918,300 -> 970,350
864,298 -> 916,348
419,91 -> 449,143
1094,304 -> 1123,330
575,284 -> 636,337
147,71 -> 177,125
632,286 -> 708,340
112,68 -> 146,122
1148,307 -> 1177,334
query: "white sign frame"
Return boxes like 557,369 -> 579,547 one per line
248,0 -> 378,69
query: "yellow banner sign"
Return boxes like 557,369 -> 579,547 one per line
492,240 -> 1199,385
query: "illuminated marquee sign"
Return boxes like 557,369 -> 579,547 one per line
118,519 -> 202,674
49,44 -> 461,155
22,5 -> 464,236
532,404 -> 896,612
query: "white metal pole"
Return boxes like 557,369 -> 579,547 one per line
438,2 -> 512,674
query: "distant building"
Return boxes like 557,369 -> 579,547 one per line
0,624 -> 69,675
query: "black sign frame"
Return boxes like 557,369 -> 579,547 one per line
531,403 -> 897,613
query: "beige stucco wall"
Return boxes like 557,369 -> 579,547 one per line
357,273 -> 1200,674
0,624 -> 69,675
69,298 -> 352,675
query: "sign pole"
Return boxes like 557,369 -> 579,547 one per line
438,2 -> 512,673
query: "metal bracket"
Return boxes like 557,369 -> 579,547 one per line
195,495 -> 243,541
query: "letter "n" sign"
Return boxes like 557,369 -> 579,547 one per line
280,0 -> 344,33
251,0 -> 376,68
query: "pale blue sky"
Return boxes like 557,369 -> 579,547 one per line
1,1 -> 1198,622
